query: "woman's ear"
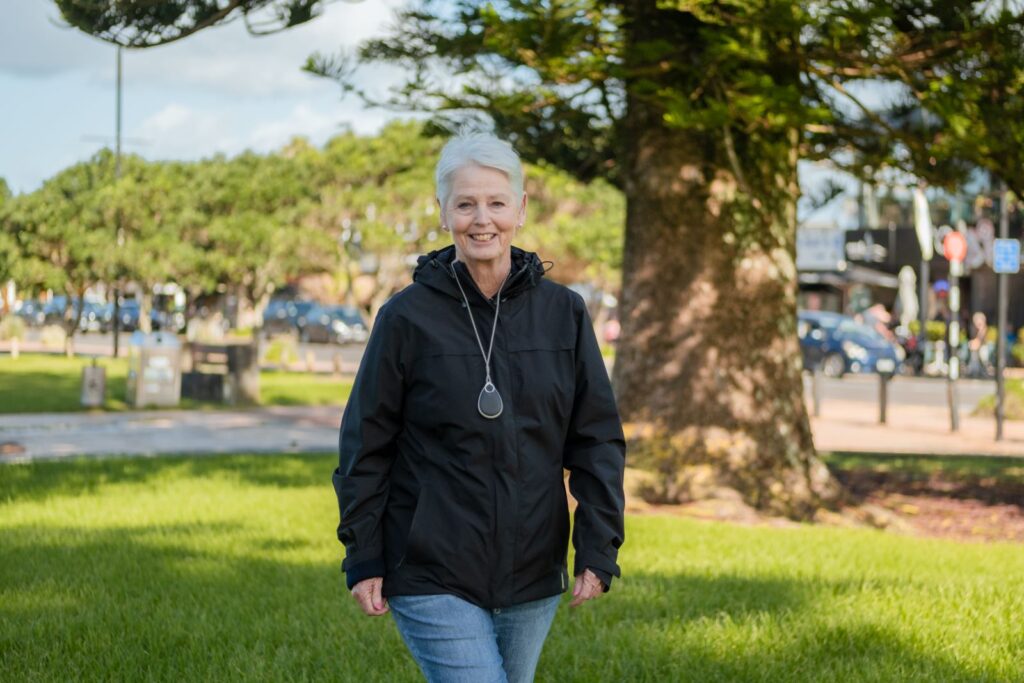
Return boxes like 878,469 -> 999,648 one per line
437,197 -> 447,230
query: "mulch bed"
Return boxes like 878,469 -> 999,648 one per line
835,469 -> 1024,542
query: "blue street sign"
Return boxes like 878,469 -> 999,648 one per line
993,239 -> 1021,274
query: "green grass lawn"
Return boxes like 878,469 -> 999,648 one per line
974,378 -> 1024,420
823,451 -> 1024,483
0,354 -> 351,413
2,454 -> 1022,682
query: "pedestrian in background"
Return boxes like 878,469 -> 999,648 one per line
332,132 -> 626,683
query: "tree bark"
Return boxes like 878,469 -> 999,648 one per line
615,2 -> 839,518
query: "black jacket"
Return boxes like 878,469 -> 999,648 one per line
332,245 -> 625,609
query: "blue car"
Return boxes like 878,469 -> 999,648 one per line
798,310 -> 903,377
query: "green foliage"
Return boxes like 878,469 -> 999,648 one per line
2,121 -> 621,325
53,0 -> 324,47
2,453 -> 1024,681
973,378 -> 1024,420
908,319 -> 949,342
0,316 -> 26,341
262,336 -> 300,366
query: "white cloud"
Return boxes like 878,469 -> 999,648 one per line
247,103 -> 342,150
1,0 -> 405,99
134,104 -> 241,159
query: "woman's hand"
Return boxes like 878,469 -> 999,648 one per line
569,568 -> 606,608
351,577 -> 389,616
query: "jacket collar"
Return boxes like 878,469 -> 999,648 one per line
413,245 -> 546,304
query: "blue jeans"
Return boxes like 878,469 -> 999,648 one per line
389,593 -> 561,683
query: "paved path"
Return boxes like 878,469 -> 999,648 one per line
809,398 -> 1024,458
2,399 -> 1022,464
0,406 -> 341,463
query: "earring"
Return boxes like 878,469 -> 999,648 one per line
442,225 -> 449,232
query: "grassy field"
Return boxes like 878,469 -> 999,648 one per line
0,354 -> 351,413
1,453 -> 1022,682
974,378 -> 1024,420
823,451 -> 1024,482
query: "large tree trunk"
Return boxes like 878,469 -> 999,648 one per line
615,2 -> 839,518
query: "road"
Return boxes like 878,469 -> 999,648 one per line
806,373 -> 995,412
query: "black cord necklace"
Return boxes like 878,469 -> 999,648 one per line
450,263 -> 510,419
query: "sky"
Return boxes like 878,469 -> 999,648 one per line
0,0 -> 409,195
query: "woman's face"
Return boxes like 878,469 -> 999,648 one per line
441,164 -> 526,269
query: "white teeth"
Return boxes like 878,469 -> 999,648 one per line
470,234 -> 495,242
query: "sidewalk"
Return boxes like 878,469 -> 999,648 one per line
0,406 -> 342,463
809,398 -> 1024,458
1,400 -> 1022,464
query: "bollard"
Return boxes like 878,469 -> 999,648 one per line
81,357 -> 106,408
812,366 -> 822,417
878,372 -> 888,424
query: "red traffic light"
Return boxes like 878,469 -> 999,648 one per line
943,231 -> 968,262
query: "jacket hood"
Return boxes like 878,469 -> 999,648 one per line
413,244 -> 547,302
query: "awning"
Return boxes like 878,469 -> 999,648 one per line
799,263 -> 899,289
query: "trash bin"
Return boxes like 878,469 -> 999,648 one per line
126,331 -> 182,408
181,342 -> 259,405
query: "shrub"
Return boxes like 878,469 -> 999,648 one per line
263,336 -> 299,367
0,316 -> 26,341
40,325 -> 66,349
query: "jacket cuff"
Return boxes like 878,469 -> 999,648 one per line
343,557 -> 386,590
574,554 -> 620,590
587,566 -> 614,592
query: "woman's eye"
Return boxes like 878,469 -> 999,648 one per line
457,202 -> 472,209
491,202 -> 506,208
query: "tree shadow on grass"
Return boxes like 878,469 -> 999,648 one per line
0,367 -> 128,413
0,520 -> 419,682
541,569 -> 1018,682
2,519 -> 1016,682
0,453 -> 336,505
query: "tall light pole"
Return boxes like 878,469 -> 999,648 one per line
913,187 -> 934,372
112,46 -> 124,358
997,182 -> 1011,440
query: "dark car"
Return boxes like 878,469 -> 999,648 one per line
39,297 -> 110,332
42,296 -> 73,326
79,301 -> 113,332
299,304 -> 369,344
798,310 -> 903,377
262,299 -> 317,338
114,300 -> 177,332
14,299 -> 46,327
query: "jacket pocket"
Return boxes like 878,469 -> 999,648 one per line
401,493 -> 440,567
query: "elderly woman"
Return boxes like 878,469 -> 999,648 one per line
332,133 -> 626,683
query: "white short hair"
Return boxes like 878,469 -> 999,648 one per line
435,133 -> 524,207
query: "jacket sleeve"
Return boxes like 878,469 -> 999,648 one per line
333,305 -> 404,589
563,297 -> 626,590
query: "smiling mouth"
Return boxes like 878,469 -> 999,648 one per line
469,234 -> 496,242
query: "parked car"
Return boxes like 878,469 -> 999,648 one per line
78,301 -> 113,332
114,300 -> 179,332
798,310 -> 903,377
42,296 -> 73,326
299,304 -> 369,344
14,299 -> 46,327
262,299 -> 317,338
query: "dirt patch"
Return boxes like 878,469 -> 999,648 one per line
835,469 -> 1024,542
624,466 -> 1024,543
